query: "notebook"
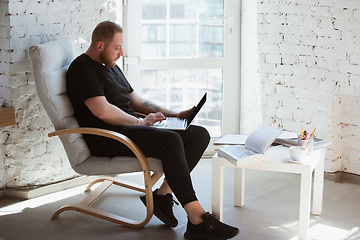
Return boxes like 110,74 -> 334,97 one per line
152,93 -> 207,130
217,125 -> 283,166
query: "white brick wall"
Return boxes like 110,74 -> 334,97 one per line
240,0 -> 263,133
256,0 -> 360,174
0,0 -> 120,188
0,0 -> 12,189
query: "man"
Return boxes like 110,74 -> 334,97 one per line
66,21 -> 239,240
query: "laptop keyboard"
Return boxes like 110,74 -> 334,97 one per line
164,118 -> 185,128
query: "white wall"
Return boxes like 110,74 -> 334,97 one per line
251,0 -> 360,174
0,0 -> 120,188
240,0 -> 263,134
0,0 -> 11,189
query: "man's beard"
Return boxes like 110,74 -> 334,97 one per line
99,50 -> 117,68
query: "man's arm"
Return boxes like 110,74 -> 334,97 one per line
129,91 -> 174,117
85,96 -> 165,126
129,91 -> 195,119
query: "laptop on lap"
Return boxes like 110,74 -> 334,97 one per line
152,93 -> 207,130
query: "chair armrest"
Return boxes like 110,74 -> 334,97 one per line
48,127 -> 150,170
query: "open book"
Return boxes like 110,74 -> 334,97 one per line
218,125 -> 283,166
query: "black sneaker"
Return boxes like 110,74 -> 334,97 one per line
140,189 -> 179,227
184,212 -> 239,240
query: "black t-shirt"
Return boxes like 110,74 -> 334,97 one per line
66,54 -> 137,129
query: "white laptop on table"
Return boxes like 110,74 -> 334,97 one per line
152,93 -> 207,130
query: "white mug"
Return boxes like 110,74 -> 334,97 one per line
289,146 -> 308,162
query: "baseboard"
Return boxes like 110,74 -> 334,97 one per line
325,171 -> 360,184
339,172 -> 360,184
324,171 -> 342,183
1,176 -> 99,200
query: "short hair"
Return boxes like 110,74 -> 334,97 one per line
91,21 -> 123,46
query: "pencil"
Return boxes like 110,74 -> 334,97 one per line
310,128 -> 316,139
301,129 -> 304,140
304,132 -> 310,140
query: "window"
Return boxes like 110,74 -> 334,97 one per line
123,0 -> 240,148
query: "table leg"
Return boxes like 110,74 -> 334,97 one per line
312,147 -> 325,215
212,158 -> 225,221
298,170 -> 312,240
234,168 -> 245,207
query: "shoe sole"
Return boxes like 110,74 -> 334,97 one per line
140,195 -> 178,227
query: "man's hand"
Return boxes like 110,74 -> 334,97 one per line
143,112 -> 166,126
175,106 -> 196,119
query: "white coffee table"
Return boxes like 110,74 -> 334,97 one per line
212,135 -> 330,240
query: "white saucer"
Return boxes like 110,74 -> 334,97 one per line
289,159 -> 304,163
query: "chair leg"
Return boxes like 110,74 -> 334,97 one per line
51,203 -> 147,228
51,173 -> 163,228
84,172 -> 163,192
85,176 -> 145,193
150,172 -> 162,188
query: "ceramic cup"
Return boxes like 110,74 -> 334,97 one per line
289,146 -> 308,162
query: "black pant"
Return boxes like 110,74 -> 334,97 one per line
84,125 -> 210,207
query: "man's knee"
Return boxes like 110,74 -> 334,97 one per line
200,126 -> 211,142
191,125 -> 211,144
155,130 -> 183,149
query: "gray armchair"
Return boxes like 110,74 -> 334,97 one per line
29,38 -> 163,228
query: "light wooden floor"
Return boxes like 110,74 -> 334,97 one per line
0,158 -> 359,240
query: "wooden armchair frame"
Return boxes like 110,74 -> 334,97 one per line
49,127 -> 162,228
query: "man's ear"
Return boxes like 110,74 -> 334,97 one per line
95,41 -> 105,51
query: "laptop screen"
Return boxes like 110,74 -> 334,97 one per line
186,93 -> 207,126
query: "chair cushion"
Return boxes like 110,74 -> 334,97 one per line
29,38 -> 91,166
29,38 -> 75,130
73,156 -> 163,175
